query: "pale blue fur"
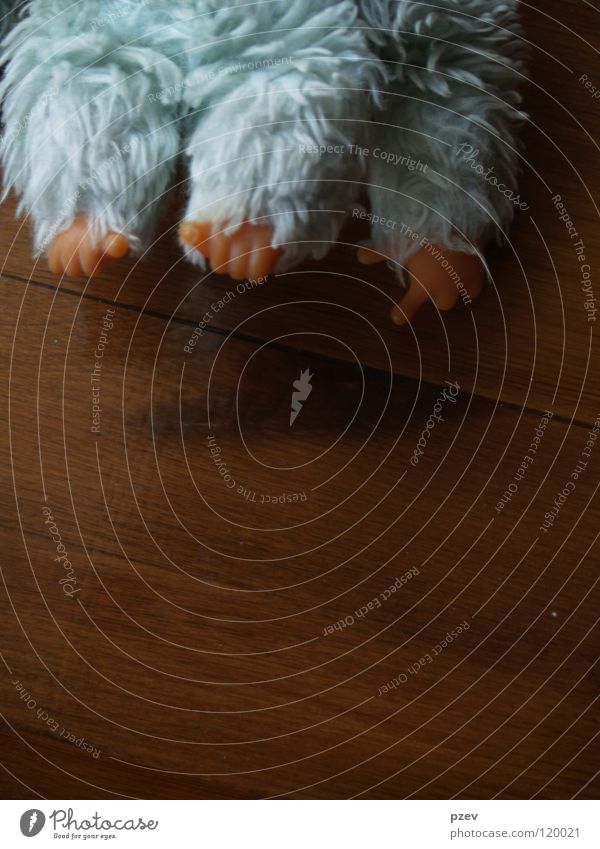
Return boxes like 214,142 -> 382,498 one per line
179,0 -> 382,267
0,0 -> 527,268
0,0 -> 22,40
359,0 -> 528,261
0,1 -> 185,254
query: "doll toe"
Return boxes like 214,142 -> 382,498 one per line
246,225 -> 279,278
103,233 -> 129,260
179,221 -> 200,245
248,246 -> 271,279
248,236 -> 279,279
180,221 -> 212,253
228,230 -> 252,280
64,250 -> 83,278
79,246 -> 100,277
82,243 -> 114,277
59,234 -> 83,277
48,239 -> 64,275
47,220 -> 128,278
48,230 -> 76,276
391,281 -> 430,325
47,256 -> 61,275
180,219 -> 278,278
209,231 -> 230,274
78,233 -> 128,277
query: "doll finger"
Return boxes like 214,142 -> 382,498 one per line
390,280 -> 430,325
357,245 -> 386,265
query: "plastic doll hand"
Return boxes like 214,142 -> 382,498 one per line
358,242 -> 486,325
48,216 -> 129,278
180,220 -> 281,280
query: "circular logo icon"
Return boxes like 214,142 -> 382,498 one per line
20,810 -> 46,837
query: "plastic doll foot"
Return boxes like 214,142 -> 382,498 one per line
358,241 -> 485,324
48,216 -> 129,278
180,220 -> 281,280
392,243 -> 485,325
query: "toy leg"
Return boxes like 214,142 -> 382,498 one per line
178,0 -> 382,278
0,2 -> 183,276
358,0 -> 527,321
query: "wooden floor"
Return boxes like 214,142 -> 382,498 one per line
1,2 -> 599,799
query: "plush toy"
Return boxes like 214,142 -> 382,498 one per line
0,1 -> 526,323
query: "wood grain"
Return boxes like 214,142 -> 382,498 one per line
0,0 -> 599,799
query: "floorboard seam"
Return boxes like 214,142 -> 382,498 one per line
2,271 -> 590,432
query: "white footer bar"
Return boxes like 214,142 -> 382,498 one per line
0,800 -> 597,848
